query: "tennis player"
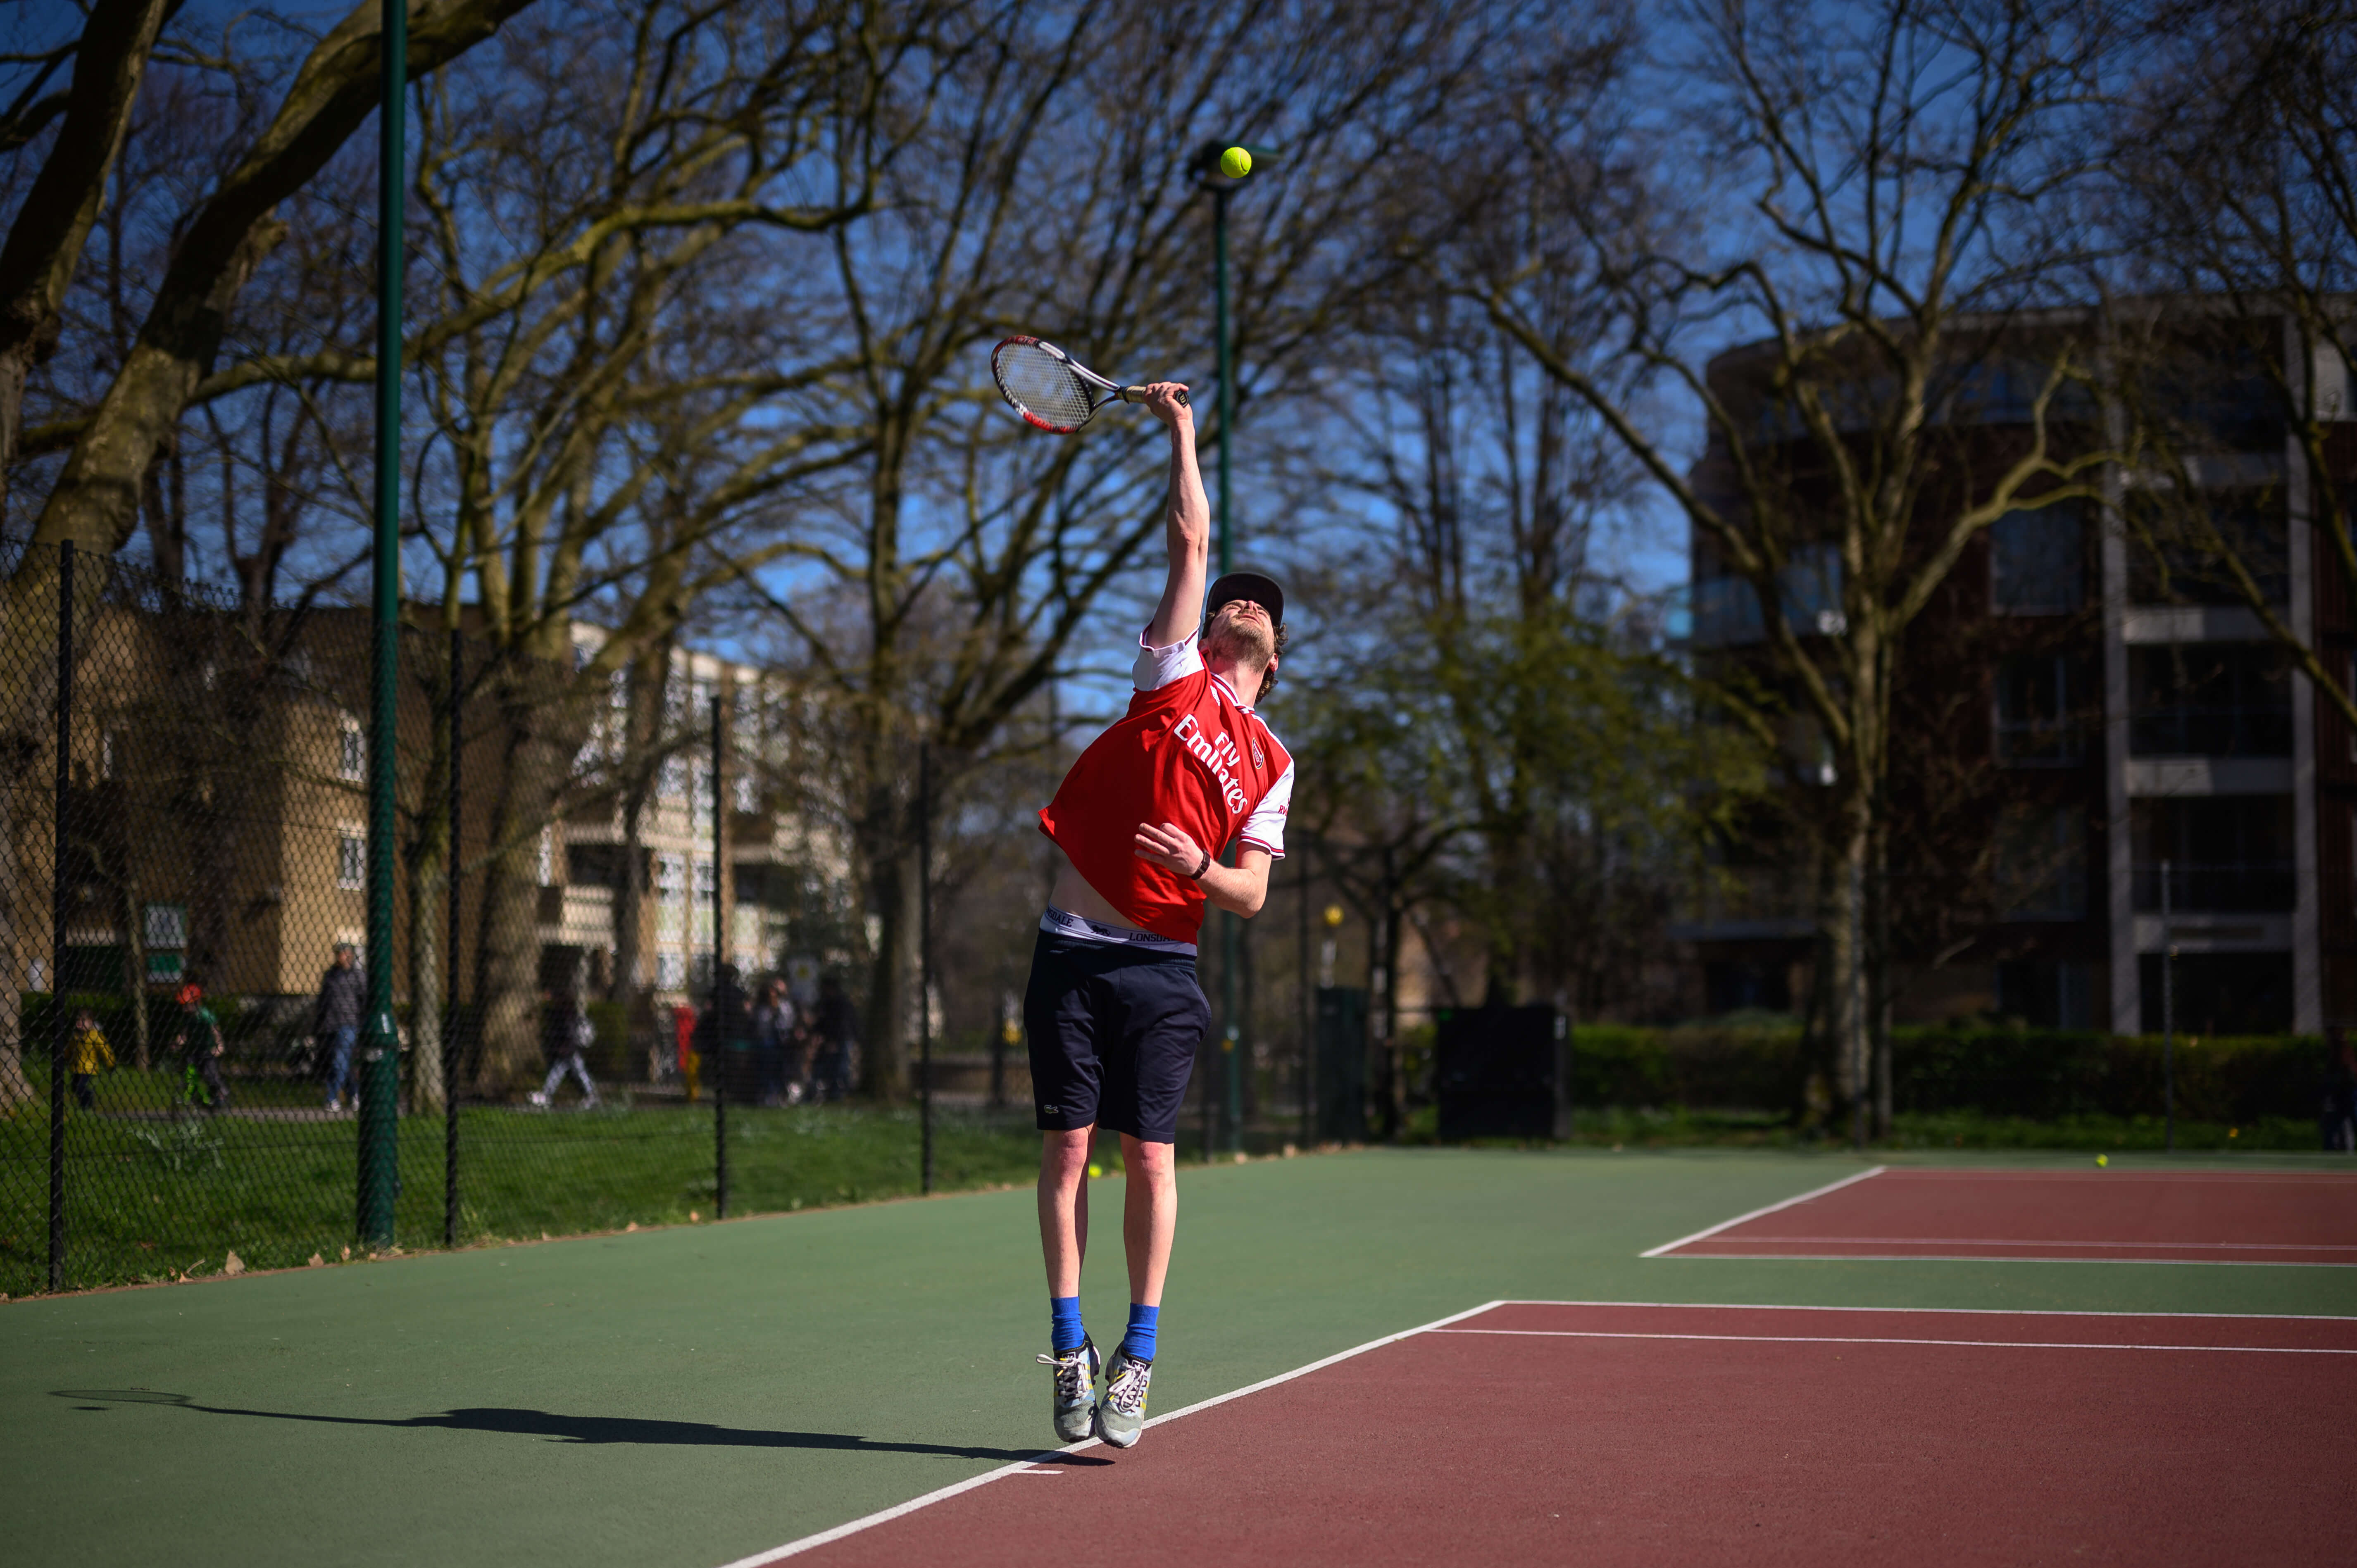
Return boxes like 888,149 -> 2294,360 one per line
1029,381 -> 1293,1450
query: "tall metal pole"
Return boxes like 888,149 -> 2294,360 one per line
919,741 -> 935,1194
2161,857 -> 2175,1154
712,692 -> 728,1218
357,0 -> 407,1249
48,540 -> 73,1292
1850,854 -> 1865,1152
1213,181 -> 1243,1158
1297,834 -> 1311,1151
443,628 -> 461,1250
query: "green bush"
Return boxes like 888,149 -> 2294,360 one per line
1567,1022 -> 2331,1123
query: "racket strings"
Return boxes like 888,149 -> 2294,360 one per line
993,345 -> 1098,431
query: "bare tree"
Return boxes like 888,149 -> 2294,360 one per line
743,0 -> 1507,1098
2106,0 -> 2357,728
1418,0 -> 2117,1123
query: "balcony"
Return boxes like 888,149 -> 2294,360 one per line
2131,861 -> 2295,914
1669,866 -> 1815,941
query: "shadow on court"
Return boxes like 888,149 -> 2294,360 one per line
50,1390 -> 1109,1466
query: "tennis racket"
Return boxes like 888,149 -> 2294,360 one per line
991,337 -> 1188,434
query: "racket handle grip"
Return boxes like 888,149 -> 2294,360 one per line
1119,386 -> 1190,407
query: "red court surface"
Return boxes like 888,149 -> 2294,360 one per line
743,1301 -> 2357,1567
1646,1165 -> 2357,1265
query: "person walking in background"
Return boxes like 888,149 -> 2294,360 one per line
532,991 -> 600,1109
68,1008 -> 113,1110
313,942 -> 364,1112
752,976 -> 800,1106
810,973 -> 858,1102
673,1001 -> 700,1102
172,981 -> 230,1112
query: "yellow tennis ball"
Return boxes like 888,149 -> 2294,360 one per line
1220,145 -> 1252,178
2094,1154 -> 2107,1167
1086,1163 -> 1103,1179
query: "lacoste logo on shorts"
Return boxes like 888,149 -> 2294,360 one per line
1043,1104 -> 1059,1113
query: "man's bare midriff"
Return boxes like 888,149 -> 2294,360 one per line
1048,847 -> 1155,935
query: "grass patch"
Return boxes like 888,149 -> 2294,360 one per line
1,1079 -> 1058,1295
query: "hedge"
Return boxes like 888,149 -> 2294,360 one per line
1568,1023 -> 2336,1123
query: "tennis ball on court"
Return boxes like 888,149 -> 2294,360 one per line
1220,145 -> 1252,178
1087,1163 -> 1103,1179
2094,1154 -> 2107,1167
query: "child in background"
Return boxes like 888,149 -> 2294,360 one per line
172,982 -> 230,1112
68,1009 -> 113,1109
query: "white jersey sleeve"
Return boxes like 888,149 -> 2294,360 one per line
1240,758 -> 1293,858
1133,627 -> 1205,690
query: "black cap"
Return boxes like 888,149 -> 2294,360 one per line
1207,571 -> 1284,628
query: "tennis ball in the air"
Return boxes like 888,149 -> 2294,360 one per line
1220,145 -> 1252,178
1087,1163 -> 1103,1179
2095,1154 -> 2108,1167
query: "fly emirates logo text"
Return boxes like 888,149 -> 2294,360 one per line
1171,713 -> 1251,816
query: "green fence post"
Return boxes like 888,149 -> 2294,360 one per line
357,0 -> 408,1248
48,540 -> 73,1291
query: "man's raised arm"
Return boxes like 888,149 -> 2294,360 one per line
1141,383 -> 1208,650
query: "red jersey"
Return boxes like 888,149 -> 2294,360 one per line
1039,633 -> 1295,943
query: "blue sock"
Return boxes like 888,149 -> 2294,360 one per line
1121,1302 -> 1159,1363
1050,1295 -> 1086,1355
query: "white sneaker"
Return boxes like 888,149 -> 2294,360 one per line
528,1091 -> 550,1107
1036,1337 -> 1100,1444
1098,1346 -> 1152,1449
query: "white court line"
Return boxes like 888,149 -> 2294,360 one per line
717,1299 -> 1508,1566
1871,1170 -> 2357,1183
1638,1165 -> 1887,1258
1650,1250 -> 2356,1268
1681,1236 -> 2357,1252
1492,1298 -> 2357,1321
1429,1327 -> 2357,1355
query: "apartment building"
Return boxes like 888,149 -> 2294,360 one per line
1679,303 -> 2352,1036
548,629 -> 850,1009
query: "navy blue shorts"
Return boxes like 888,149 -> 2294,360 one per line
1024,931 -> 1208,1143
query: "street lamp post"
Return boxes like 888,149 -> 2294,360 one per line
358,0 -> 407,1248
1194,141 -> 1269,1161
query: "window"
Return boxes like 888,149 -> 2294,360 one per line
1995,960 -> 2092,1028
1995,807 -> 2086,920
2126,488 -> 2288,607
734,770 -> 759,814
537,826 -> 555,888
2131,795 -> 2294,911
658,754 -> 688,800
2138,951 -> 2292,1034
337,832 -> 366,890
691,859 -> 716,944
691,761 -> 713,826
1989,506 -> 2084,613
1777,545 -> 1845,635
655,950 -> 686,990
2129,644 -> 2291,757
143,903 -> 187,982
655,853 -> 685,938
1690,546 -> 1846,647
143,903 -> 187,950
339,720 -> 365,781
1692,576 -> 1763,647
1995,654 -> 2081,765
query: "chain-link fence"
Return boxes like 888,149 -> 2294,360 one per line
0,543 -> 1045,1296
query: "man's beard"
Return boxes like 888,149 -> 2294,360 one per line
1203,611 -> 1274,667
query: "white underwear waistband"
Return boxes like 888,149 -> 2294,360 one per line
1040,905 -> 1197,956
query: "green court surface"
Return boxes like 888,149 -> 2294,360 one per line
5,1148 -> 2351,1568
